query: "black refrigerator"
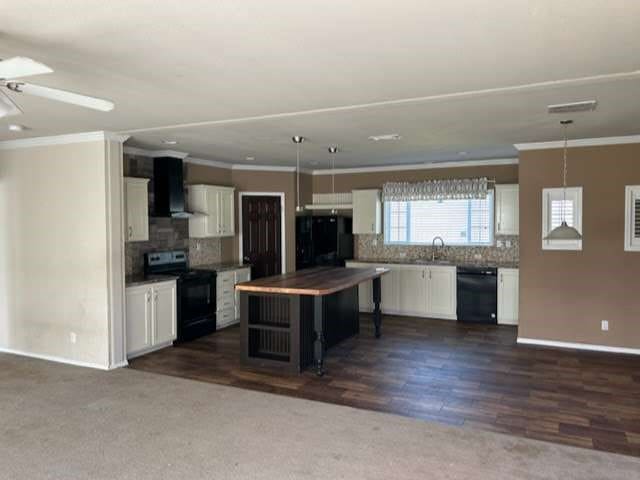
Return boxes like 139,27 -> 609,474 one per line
296,215 -> 353,270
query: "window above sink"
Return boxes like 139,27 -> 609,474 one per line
384,190 -> 494,246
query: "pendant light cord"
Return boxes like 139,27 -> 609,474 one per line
561,121 -> 569,223
296,143 -> 300,210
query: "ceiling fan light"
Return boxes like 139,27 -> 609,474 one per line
0,57 -> 53,80
544,221 -> 582,241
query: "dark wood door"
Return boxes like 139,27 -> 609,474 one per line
242,196 -> 282,279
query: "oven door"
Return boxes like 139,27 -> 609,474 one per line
178,273 -> 216,328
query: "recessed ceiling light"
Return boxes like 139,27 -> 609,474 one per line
245,156 -> 255,161
458,151 -> 468,156
368,133 -> 401,141
8,124 -> 27,132
161,139 -> 178,145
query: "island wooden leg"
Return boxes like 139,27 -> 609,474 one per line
372,277 -> 382,338
313,296 -> 325,376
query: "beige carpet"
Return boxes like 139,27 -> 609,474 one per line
1,354 -> 638,479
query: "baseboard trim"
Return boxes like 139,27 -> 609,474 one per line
108,360 -> 129,370
516,337 -> 640,356
358,309 -> 457,321
0,347 -> 111,370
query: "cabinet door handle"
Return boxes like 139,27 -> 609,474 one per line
500,273 -> 504,283
422,270 -> 425,279
128,226 -> 133,238
147,290 -> 151,303
154,292 -> 158,302
429,270 -> 432,280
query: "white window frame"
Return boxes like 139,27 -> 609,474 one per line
383,191 -> 495,247
542,186 -> 582,251
624,185 -> 640,252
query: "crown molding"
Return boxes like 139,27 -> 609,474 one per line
0,131 -> 129,150
514,135 -> 640,151
123,146 -> 189,159
310,158 -> 518,175
184,157 -> 233,169
231,164 -> 298,173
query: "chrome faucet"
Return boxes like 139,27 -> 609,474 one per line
431,236 -> 445,262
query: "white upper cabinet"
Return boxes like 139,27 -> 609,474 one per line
188,185 -> 235,238
352,189 -> 382,234
497,268 -> 519,325
495,184 -> 519,235
124,177 -> 150,242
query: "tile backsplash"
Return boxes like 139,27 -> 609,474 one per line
354,234 -> 519,265
124,153 -> 222,275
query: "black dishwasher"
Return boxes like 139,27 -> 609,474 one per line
456,266 -> 498,324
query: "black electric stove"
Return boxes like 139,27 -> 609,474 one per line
144,250 -> 216,342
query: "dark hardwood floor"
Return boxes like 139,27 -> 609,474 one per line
129,314 -> 640,457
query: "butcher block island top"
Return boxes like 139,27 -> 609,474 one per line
235,266 -> 389,296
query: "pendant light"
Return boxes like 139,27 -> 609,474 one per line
328,146 -> 338,215
544,120 -> 582,241
292,135 -> 305,213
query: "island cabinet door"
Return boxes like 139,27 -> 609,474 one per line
426,266 -> 457,319
397,266 -> 429,316
153,281 -> 177,345
126,285 -> 153,355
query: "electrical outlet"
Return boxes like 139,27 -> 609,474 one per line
601,320 -> 609,332
70,332 -> 77,344
496,240 -> 504,248
505,240 -> 512,248
473,254 -> 482,260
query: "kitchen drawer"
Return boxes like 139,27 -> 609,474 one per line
217,307 -> 237,329
217,294 -> 235,312
217,271 -> 234,286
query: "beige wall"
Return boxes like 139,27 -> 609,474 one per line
0,140 -> 124,368
185,164 -> 311,272
519,144 -> 640,349
313,164 -> 519,193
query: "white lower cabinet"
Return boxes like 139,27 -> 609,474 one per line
126,280 -> 177,358
427,266 -> 457,319
234,267 -> 251,319
397,265 -> 429,316
346,262 -> 456,320
216,267 -> 251,329
497,268 -> 519,325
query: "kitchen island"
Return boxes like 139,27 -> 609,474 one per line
235,266 -> 389,375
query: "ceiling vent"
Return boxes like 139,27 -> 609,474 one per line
548,100 -> 597,114
368,133 -> 402,141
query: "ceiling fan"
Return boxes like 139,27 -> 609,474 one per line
0,56 -> 114,118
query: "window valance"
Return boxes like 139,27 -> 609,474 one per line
382,177 -> 489,201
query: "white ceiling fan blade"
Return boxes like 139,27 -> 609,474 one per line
0,90 -> 22,118
0,57 -> 52,80
17,83 -> 114,112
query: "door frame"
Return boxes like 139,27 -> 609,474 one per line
238,192 -> 286,274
